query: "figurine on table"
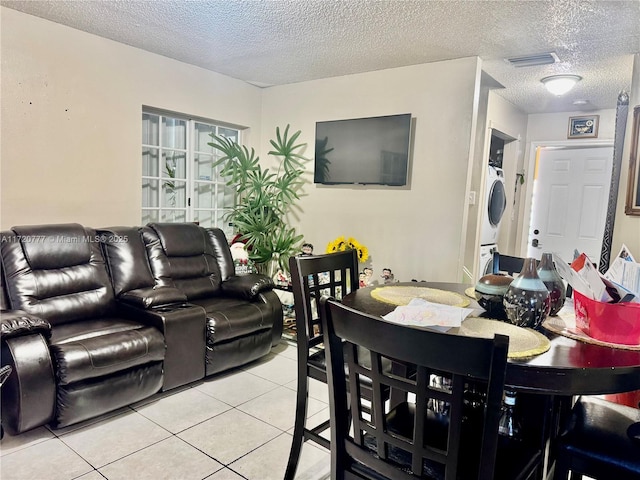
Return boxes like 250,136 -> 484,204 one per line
363,267 -> 376,287
273,269 -> 290,287
381,268 -> 395,284
301,243 -> 314,256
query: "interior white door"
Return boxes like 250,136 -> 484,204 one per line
527,145 -> 613,265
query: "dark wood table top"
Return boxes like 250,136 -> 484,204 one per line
342,282 -> 640,396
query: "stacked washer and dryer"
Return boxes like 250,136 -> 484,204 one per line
478,163 -> 507,277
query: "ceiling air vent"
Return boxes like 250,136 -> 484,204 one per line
506,52 -> 559,68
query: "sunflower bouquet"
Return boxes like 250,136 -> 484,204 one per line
326,236 -> 369,263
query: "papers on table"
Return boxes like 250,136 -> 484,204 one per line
554,245 -> 640,304
604,244 -> 640,299
382,297 -> 477,331
554,255 -> 595,298
571,253 -> 614,302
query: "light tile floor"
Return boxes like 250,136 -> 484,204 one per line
0,341 -> 330,480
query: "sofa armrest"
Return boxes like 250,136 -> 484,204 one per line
1,310 -> 56,435
119,303 -> 206,390
119,286 -> 187,309
221,274 -> 274,300
259,290 -> 284,346
1,310 -> 52,341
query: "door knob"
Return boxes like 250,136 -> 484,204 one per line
531,239 -> 541,248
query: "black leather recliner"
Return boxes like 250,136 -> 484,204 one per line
141,223 -> 283,376
0,222 -> 283,435
0,224 -> 165,432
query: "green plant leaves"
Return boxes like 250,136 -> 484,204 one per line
208,125 -> 309,273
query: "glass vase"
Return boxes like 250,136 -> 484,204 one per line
503,257 -> 550,329
537,252 -> 566,316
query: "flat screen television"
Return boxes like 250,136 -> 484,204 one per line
314,113 -> 412,186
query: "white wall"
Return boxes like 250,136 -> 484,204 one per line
0,7 -> 263,229
261,58 -> 481,282
526,110 -> 617,143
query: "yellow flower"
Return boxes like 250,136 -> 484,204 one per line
326,236 -> 345,253
357,244 -> 369,263
326,236 -> 368,263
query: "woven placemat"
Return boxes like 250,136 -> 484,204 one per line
542,315 -> 640,351
454,317 -> 551,359
371,286 -> 470,308
465,286 -> 480,300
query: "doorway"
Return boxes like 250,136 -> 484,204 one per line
522,142 -> 614,266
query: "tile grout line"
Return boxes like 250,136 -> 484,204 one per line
1,342 -> 307,480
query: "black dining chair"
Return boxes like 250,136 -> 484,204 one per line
492,251 -> 526,276
285,249 -> 393,479
319,295 -> 512,480
553,396 -> 640,480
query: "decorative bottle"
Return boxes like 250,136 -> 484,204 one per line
498,390 -> 522,441
502,257 -> 550,329
537,252 -> 566,316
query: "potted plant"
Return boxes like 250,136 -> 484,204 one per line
208,125 -> 309,276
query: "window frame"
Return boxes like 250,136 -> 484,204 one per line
141,107 -> 241,236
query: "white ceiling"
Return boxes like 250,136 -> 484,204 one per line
2,0 -> 639,114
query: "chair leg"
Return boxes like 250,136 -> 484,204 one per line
285,372 -> 309,480
552,455 -> 571,480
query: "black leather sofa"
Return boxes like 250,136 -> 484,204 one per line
0,222 -> 283,435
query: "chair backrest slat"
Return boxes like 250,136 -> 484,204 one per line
289,250 -> 359,353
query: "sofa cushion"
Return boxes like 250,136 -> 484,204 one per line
99,227 -> 156,296
191,297 -> 274,343
50,319 -> 165,385
205,228 -> 235,281
140,226 -> 176,288
151,223 -> 207,257
190,296 -> 247,313
146,223 -> 223,300
1,226 -> 115,324
50,318 -> 147,344
13,224 -> 90,270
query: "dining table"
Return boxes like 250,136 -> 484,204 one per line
342,281 -> 640,479
342,281 -> 640,396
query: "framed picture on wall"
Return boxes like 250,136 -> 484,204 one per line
625,106 -> 640,216
568,115 -> 599,139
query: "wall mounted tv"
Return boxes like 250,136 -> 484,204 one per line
314,113 -> 412,186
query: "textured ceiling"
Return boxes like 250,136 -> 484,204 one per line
2,0 -> 639,114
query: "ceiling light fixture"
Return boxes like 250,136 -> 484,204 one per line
541,75 -> 582,96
